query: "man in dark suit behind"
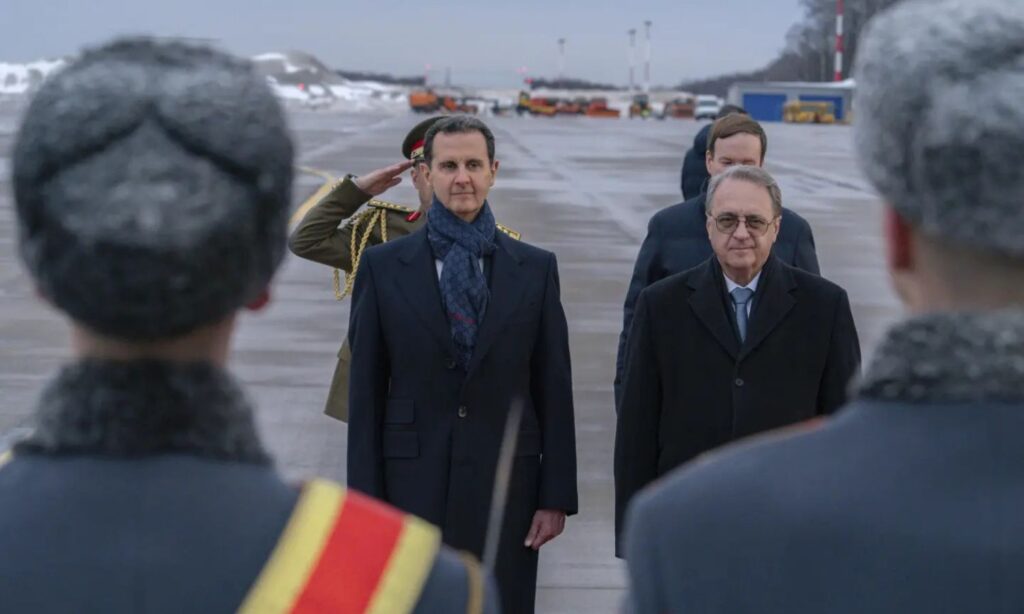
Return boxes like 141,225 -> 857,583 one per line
348,115 -> 578,614
614,165 -> 860,554
615,114 -> 820,409
679,104 -> 748,200
623,1 -> 1024,612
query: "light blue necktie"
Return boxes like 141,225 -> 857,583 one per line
731,287 -> 754,343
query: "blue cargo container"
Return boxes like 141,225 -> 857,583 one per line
742,93 -> 788,122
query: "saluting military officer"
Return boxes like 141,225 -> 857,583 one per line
288,117 -> 440,423
288,118 -> 519,423
1,38 -> 497,614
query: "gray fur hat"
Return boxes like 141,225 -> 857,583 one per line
13,38 -> 293,339
854,0 -> 1024,256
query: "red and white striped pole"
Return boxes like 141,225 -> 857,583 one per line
834,0 -> 845,81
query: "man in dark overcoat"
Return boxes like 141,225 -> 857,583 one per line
348,115 -> 579,614
615,165 -> 860,554
615,114 -> 821,410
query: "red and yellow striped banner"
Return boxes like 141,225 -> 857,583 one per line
238,479 -> 440,614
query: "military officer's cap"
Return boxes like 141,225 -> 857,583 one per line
854,0 -> 1024,256
401,116 -> 445,161
13,38 -> 293,339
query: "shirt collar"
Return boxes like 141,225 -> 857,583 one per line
723,270 -> 762,294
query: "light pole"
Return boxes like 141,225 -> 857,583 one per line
643,20 -> 652,93
558,38 -> 566,83
628,28 -> 637,94
834,0 -> 845,81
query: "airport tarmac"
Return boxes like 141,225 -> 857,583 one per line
0,108 -> 900,612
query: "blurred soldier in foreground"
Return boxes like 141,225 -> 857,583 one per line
348,115 -> 578,614
288,117 -> 519,422
3,39 -> 496,613
624,1 -> 1024,611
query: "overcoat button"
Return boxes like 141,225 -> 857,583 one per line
458,405 -> 468,418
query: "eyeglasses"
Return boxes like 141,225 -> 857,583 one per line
709,213 -> 777,236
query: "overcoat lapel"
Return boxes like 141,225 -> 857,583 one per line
465,233 -> 527,377
687,259 -> 740,360
740,256 -> 797,360
396,231 -> 457,358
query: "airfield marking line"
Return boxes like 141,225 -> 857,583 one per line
290,166 -> 338,228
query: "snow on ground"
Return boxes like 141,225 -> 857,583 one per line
0,51 -> 409,113
252,52 -> 306,74
0,59 -> 67,95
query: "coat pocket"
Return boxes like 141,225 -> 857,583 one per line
385,398 -> 415,424
382,430 -> 419,458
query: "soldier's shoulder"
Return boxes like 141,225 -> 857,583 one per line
495,223 -> 521,241
243,479 -> 455,612
369,199 -> 416,214
649,196 -> 702,234
415,548 -> 497,613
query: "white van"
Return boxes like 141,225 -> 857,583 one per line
694,95 -> 721,120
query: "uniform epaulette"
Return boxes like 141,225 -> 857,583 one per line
368,199 -> 415,214
496,223 -> 521,240
238,479 -> 441,614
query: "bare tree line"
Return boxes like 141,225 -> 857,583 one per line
678,0 -> 905,96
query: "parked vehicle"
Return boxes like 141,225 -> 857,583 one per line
585,98 -> 621,118
662,97 -> 695,119
629,94 -> 652,119
694,95 -> 721,120
782,101 -> 836,124
409,89 -> 440,113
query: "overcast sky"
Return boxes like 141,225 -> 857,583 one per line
3,0 -> 805,88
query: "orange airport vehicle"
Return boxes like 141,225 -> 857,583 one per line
528,97 -> 558,116
662,97 -> 696,119
556,99 -> 584,115
441,95 -> 479,114
409,89 -> 440,113
585,98 -> 621,118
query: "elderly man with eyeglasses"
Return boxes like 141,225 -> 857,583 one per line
613,164 -> 861,556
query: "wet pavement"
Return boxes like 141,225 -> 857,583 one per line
0,107 -> 901,613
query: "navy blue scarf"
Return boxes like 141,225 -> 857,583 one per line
427,197 -> 497,371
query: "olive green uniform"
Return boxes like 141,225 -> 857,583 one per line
288,177 -> 426,421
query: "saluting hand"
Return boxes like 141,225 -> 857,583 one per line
353,160 -> 416,196
524,509 -> 566,551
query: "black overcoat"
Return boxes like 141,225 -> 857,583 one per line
348,228 -> 578,614
614,255 -> 860,553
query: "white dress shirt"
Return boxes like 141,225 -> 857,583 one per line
724,271 -> 762,317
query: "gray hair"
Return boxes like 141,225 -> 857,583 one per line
854,0 -> 1024,256
705,165 -> 783,217
424,115 -> 496,165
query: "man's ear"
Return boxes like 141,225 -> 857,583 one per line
490,159 -> 500,184
884,206 -> 914,272
705,149 -> 714,174
245,288 -> 271,312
